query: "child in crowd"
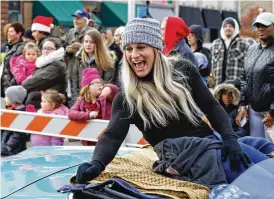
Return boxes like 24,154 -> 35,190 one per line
68,68 -> 118,145
213,80 -> 274,156
1,86 -> 35,156
213,79 -> 249,138
10,42 -> 38,84
30,89 -> 69,146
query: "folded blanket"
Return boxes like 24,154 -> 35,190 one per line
71,146 -> 210,199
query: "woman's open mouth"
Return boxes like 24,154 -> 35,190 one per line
133,61 -> 147,71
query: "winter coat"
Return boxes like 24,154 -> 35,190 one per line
189,25 -> 212,77
169,38 -> 198,67
1,39 -> 25,97
64,26 -> 94,79
69,84 -> 119,120
10,55 -> 37,84
22,48 -> 66,108
240,40 -> 274,116
1,104 -> 35,156
213,81 -> 249,137
71,50 -> 115,105
30,104 -> 69,146
211,18 -> 249,86
153,137 -> 226,188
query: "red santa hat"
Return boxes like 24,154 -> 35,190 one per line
31,16 -> 54,33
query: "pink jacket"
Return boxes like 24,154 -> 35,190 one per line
68,84 -> 118,120
10,55 -> 37,84
30,104 -> 69,146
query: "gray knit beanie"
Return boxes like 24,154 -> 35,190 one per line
122,18 -> 163,51
5,86 -> 27,105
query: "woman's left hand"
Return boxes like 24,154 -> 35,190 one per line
263,113 -> 274,128
100,86 -> 112,98
221,138 -> 251,172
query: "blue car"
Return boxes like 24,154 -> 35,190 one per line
1,146 -> 138,199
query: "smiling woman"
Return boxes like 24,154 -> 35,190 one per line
125,44 -> 155,78
75,18 -> 273,186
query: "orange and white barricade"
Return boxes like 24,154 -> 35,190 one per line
0,109 -> 146,147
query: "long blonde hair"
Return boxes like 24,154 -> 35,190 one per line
80,84 -> 93,103
81,30 -> 114,71
121,50 -> 200,129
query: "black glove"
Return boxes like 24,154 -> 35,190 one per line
76,162 -> 102,184
221,138 -> 251,172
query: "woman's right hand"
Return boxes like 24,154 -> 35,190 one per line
76,162 -> 101,184
236,109 -> 248,126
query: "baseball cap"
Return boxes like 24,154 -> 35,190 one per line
72,10 -> 89,18
253,12 -> 274,27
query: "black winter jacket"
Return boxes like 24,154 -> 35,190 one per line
240,39 -> 274,116
1,39 -> 24,97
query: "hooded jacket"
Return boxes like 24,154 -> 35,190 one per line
189,25 -> 212,77
163,16 -> 198,67
211,18 -> 249,86
214,80 -> 249,137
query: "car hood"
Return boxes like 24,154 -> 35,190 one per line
1,146 -> 139,199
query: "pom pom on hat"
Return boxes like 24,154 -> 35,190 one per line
81,68 -> 101,87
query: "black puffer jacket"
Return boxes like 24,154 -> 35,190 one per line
240,39 -> 274,116
1,39 -> 24,97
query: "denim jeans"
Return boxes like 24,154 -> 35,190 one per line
249,107 -> 266,138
